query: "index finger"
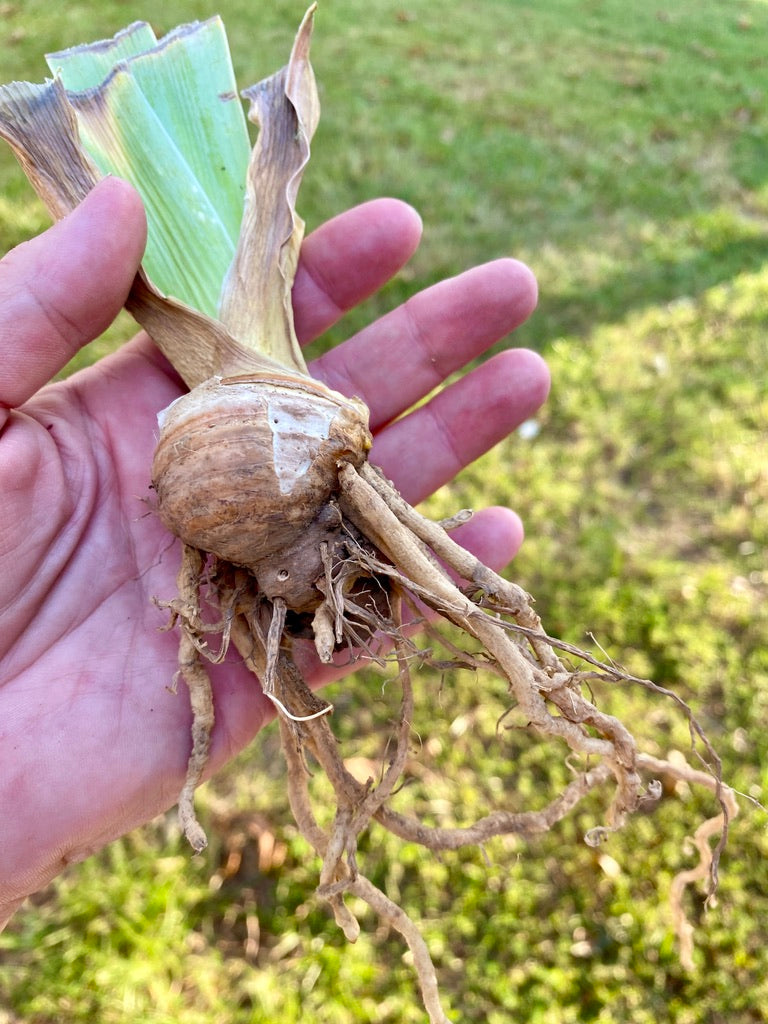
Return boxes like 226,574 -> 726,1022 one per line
292,198 -> 423,344
310,258 -> 538,430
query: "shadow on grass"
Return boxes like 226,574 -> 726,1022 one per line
532,229 -> 768,349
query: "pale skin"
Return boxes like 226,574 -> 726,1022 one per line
0,177 -> 549,928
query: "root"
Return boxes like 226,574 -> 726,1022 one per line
157,461 -> 738,1018
175,628 -> 214,854
639,752 -> 739,969
159,544 -> 217,853
273,633 -> 449,1024
337,463 -> 644,825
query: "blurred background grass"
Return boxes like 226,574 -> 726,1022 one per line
1,1 -> 767,1022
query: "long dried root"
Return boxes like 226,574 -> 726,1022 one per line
274,640 -> 449,1023
157,459 -> 736,1019
337,463 -> 644,824
639,752 -> 739,968
224,602 -> 449,1019
175,630 -> 214,854
158,544 -> 218,853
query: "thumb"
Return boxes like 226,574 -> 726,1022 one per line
0,177 -> 146,411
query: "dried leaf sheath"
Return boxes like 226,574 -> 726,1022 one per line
218,5 -> 318,374
0,78 -> 97,219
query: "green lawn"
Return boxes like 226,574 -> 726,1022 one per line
1,1 -> 767,1022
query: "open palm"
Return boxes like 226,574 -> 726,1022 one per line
0,179 -> 547,924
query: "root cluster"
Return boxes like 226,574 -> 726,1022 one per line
158,461 -> 734,1022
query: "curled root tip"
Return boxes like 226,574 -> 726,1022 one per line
329,899 -> 361,942
181,815 -> 208,854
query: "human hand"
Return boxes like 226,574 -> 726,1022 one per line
0,178 -> 547,924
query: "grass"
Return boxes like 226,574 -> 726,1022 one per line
1,0 -> 767,1021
